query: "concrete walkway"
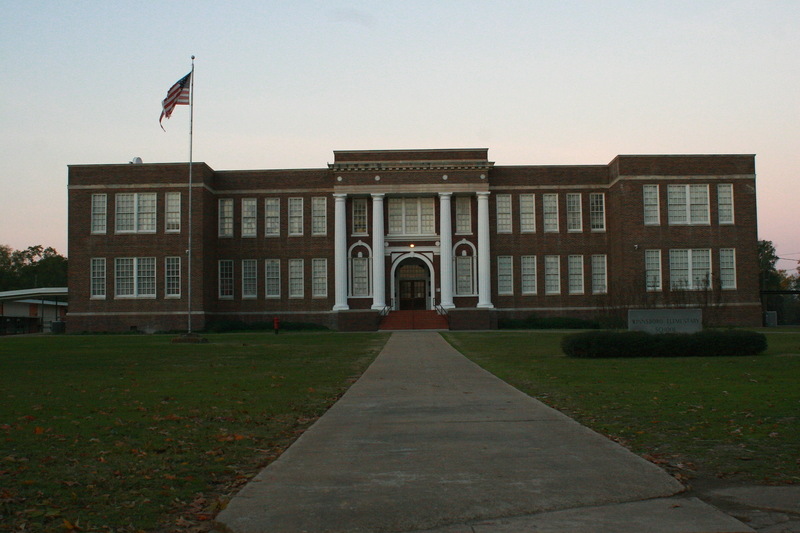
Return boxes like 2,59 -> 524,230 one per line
214,331 -> 754,532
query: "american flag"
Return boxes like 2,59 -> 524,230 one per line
159,71 -> 192,130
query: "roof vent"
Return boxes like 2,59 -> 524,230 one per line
130,156 -> 143,164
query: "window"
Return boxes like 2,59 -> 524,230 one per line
387,198 -> 435,235
352,198 -> 368,235
455,196 -> 471,234
589,193 -> 605,231
242,198 -> 257,237
288,198 -> 303,236
521,255 -> 537,294
218,260 -> 234,298
116,193 -> 156,233
312,258 -> 327,297
520,194 -> 535,232
568,255 -> 584,294
566,194 -> 582,232
545,255 -> 560,294
668,184 -> 709,225
288,259 -> 304,298
645,249 -> 662,291
312,197 -> 327,235
496,194 -> 512,233
669,249 -> 711,290
242,259 -> 257,298
591,255 -> 607,294
643,185 -> 660,226
350,256 -> 371,296
165,256 -> 181,297
265,259 -> 280,298
90,258 -> 106,298
218,199 -> 233,237
91,194 -> 107,234
718,184 -> 734,224
165,192 -> 181,233
455,254 -> 474,295
719,248 -> 736,289
265,198 -> 280,236
543,194 -> 559,233
115,257 -> 155,298
497,256 -> 513,295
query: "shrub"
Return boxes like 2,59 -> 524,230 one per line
562,329 -> 767,358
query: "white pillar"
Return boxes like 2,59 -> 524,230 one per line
371,194 -> 386,309
439,192 -> 455,308
476,191 -> 493,308
333,194 -> 349,310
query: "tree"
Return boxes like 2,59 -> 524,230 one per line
0,245 -> 68,291
758,240 -> 783,290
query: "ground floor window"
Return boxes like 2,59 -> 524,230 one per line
591,254 -> 607,294
669,249 -> 711,290
115,257 -> 155,298
645,250 -> 662,291
544,255 -> 560,294
719,248 -> 736,289
312,258 -> 328,297
497,256 -> 513,295
242,259 -> 258,298
455,255 -> 474,295
91,258 -> 106,299
288,259 -> 304,298
350,256 -> 371,297
521,255 -> 537,294
165,256 -> 181,297
568,255 -> 584,294
218,260 -> 234,299
265,259 -> 280,298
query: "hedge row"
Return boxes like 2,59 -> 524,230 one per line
561,329 -> 767,358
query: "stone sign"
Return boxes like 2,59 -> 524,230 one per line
628,309 -> 702,334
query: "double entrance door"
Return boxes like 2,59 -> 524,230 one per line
399,280 -> 427,310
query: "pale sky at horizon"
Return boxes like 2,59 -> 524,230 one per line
2,1 -> 799,270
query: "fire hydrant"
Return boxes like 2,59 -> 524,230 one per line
273,316 -> 280,335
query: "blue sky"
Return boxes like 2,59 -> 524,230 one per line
2,0 -> 798,269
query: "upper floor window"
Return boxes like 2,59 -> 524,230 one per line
116,193 -> 156,233
566,194 -> 582,232
668,184 -> 709,225
91,194 -> 107,234
520,194 -> 535,233
312,197 -> 327,235
717,184 -> 734,225
288,198 -> 303,236
455,196 -> 471,234
388,197 -> 435,235
496,194 -> 512,233
352,198 -> 368,235
242,198 -> 257,237
165,192 -> 181,233
543,194 -> 559,233
643,185 -> 660,226
218,198 -> 233,237
589,193 -> 606,231
265,198 -> 280,237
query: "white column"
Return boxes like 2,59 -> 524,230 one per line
333,193 -> 349,310
371,194 -> 386,309
439,192 -> 455,308
476,191 -> 494,308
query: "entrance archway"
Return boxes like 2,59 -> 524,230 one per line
394,257 -> 431,310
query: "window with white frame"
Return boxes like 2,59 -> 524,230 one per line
568,255 -> 584,294
165,192 -> 181,233
544,255 -> 560,294
591,254 -> 607,294
668,184 -> 709,225
645,249 -> 662,291
352,198 -> 368,235
387,197 -> 435,235
116,193 -> 156,233
455,196 -> 471,234
669,249 -> 711,290
521,255 -> 537,294
288,198 -> 304,236
496,194 -> 512,233
218,199 -> 233,237
643,185 -> 660,226
91,194 -> 107,234
520,194 -> 535,232
589,193 -> 605,231
288,259 -> 304,297
719,248 -> 736,289
497,256 -> 513,295
115,257 -> 155,298
718,184 -> 734,225
455,254 -> 474,295
566,194 -> 582,232
218,260 -> 234,298
312,258 -> 327,297
265,259 -> 280,298
90,258 -> 106,298
350,255 -> 371,296
165,256 -> 181,297
242,259 -> 258,298
312,197 -> 327,235
543,194 -> 559,232
265,198 -> 280,236
241,198 -> 257,237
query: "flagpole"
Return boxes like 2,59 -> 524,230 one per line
187,55 -> 195,334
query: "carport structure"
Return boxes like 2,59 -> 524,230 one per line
0,287 -> 68,334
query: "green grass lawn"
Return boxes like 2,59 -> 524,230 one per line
442,329 -> 800,485
0,332 -> 388,532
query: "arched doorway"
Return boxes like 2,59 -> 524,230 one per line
395,258 -> 431,310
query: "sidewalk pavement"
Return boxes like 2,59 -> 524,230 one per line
214,331 -> 756,533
